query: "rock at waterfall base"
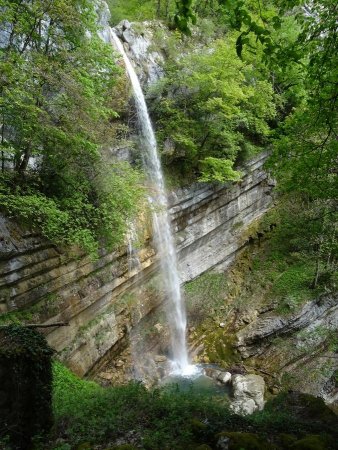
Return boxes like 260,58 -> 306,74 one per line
230,374 -> 265,415
204,368 -> 231,384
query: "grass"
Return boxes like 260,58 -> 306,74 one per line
1,361 -> 335,448
51,362 -> 232,449
42,362 -> 337,449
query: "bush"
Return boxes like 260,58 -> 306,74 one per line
0,163 -> 145,258
50,363 -> 338,449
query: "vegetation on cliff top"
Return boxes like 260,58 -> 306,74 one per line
1,0 -> 336,262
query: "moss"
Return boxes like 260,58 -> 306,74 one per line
190,418 -> 208,432
0,292 -> 60,325
217,432 -> 275,450
194,445 -> 212,450
278,433 -> 297,447
290,435 -> 327,450
204,331 -> 239,366
75,443 -> 92,450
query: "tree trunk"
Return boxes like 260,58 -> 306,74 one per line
165,0 -> 170,18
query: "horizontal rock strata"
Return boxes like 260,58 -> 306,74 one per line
0,153 -> 273,376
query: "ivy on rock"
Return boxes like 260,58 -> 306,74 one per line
0,325 -> 54,450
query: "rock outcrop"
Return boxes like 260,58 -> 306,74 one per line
114,20 -> 165,85
234,294 -> 338,405
230,374 -> 265,415
236,294 -> 338,358
0,153 -> 273,376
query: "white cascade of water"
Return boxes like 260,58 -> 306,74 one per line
109,29 -> 193,374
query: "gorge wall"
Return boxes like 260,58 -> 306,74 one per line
0,152 -> 274,376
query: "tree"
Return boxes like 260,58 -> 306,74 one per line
151,36 -> 276,181
107,0 -> 176,24
174,0 -> 337,285
0,0 -> 145,255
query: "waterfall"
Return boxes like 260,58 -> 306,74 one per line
110,29 -> 191,374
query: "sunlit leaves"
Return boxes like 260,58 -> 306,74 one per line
152,37 -> 276,180
198,157 -> 242,183
0,0 -> 145,254
174,0 -> 196,34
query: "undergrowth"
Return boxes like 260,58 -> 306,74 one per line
43,362 -> 337,449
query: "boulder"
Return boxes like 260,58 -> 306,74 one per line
154,355 -> 167,363
230,374 -> 265,415
204,368 -> 231,384
217,371 -> 232,384
99,372 -> 114,381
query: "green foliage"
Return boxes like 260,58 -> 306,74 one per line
152,36 -> 276,181
262,391 -> 338,435
172,0 -> 336,231
0,325 -> 54,359
0,326 -> 54,449
0,164 -> 145,256
50,362 -> 337,449
107,0 -> 176,24
52,361 -> 230,449
0,1 -> 146,255
198,157 -> 242,183
247,203 -> 332,312
267,197 -> 337,293
174,0 -> 196,34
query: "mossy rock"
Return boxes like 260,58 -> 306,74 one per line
277,434 -> 297,447
289,435 -> 327,450
265,391 -> 338,434
194,445 -> 212,450
76,444 -> 92,450
190,417 -> 208,432
216,432 -> 275,450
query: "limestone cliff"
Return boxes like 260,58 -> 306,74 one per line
0,153 -> 273,376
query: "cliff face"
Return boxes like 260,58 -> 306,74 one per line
0,153 -> 273,376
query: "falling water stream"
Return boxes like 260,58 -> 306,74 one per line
109,30 -> 196,375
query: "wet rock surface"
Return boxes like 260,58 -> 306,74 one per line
114,20 -> 165,85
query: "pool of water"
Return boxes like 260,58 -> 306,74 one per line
160,364 -> 231,397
